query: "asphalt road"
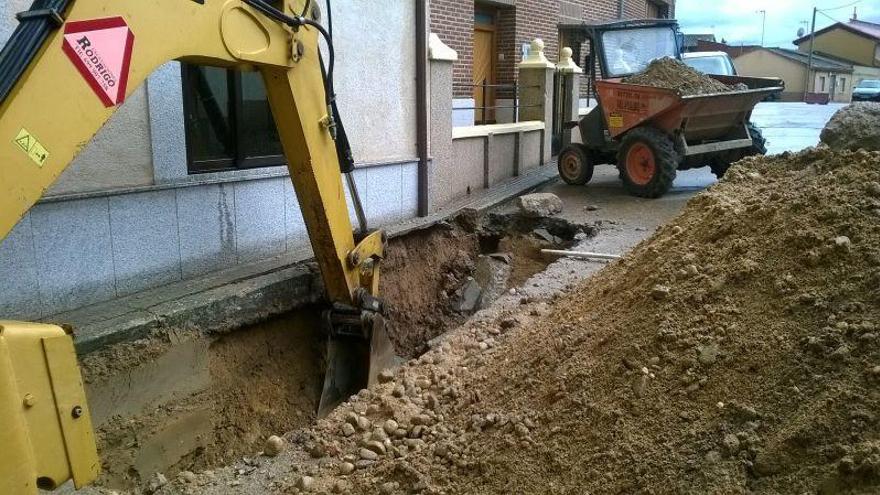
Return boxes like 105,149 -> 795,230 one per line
518,102 -> 846,264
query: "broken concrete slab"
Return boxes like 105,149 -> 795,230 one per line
453,278 -> 483,314
474,255 -> 512,308
532,228 -> 562,244
517,193 -> 563,218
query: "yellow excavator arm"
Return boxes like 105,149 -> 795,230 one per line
0,0 -> 392,492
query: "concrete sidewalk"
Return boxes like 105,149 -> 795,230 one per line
57,165 -> 559,354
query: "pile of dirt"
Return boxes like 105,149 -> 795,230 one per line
821,102 -> 880,152
156,148 -> 880,494
623,56 -> 735,95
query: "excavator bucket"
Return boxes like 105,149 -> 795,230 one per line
317,314 -> 398,418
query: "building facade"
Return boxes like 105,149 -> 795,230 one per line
1,0 -> 574,321
0,0 -> 422,320
792,18 -> 880,91
430,0 -> 674,126
734,48 -> 854,103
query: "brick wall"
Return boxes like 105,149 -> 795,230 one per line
431,0 -> 475,98
430,0 -> 675,99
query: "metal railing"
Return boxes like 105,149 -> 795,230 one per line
460,82 -> 542,125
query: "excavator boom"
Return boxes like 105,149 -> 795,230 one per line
0,0 -> 393,492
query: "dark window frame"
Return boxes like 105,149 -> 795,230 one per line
181,64 -> 286,174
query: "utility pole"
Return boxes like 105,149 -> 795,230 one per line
756,10 -> 767,46
804,6 -> 817,101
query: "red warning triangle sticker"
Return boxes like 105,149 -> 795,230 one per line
62,17 -> 135,108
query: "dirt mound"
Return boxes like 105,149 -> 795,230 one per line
155,148 -> 880,494
821,102 -> 880,152
623,56 -> 734,95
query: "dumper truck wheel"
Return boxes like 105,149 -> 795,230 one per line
746,122 -> 767,156
557,144 -> 594,185
711,123 -> 768,179
618,127 -> 679,198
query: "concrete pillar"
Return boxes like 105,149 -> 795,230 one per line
427,33 -> 457,212
518,39 -> 556,164
557,47 -> 583,148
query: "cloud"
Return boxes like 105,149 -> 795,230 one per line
677,0 -> 880,47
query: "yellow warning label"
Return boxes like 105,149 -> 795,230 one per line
14,128 -> 49,167
609,115 -> 624,128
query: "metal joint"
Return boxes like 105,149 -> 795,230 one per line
15,8 -> 65,27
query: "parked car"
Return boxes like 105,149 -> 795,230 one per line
852,80 -> 880,102
681,51 -> 737,76
683,51 -> 782,101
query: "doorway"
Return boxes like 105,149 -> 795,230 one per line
474,7 -> 497,124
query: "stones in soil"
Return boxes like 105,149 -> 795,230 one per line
153,126 -> 880,494
270,147 -> 880,495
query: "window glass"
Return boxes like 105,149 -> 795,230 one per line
184,66 -> 232,164
475,11 -> 494,26
602,27 -> 678,77
182,65 -> 285,173
239,71 -> 284,158
683,55 -> 734,76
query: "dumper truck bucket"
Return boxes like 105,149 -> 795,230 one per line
595,76 -> 782,141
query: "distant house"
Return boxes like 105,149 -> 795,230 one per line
681,34 -> 715,52
734,47 -> 853,102
792,17 -> 880,89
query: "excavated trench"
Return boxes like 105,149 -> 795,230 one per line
79,211 -> 594,490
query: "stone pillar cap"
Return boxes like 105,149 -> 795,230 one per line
557,47 -> 583,74
429,33 -> 458,62
519,38 -> 556,69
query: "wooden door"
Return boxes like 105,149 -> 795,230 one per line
473,23 -> 496,124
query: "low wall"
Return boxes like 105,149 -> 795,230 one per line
433,122 -> 545,207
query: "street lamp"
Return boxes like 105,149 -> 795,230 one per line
756,10 -> 767,46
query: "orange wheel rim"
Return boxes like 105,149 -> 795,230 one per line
626,143 -> 656,186
561,152 -> 581,178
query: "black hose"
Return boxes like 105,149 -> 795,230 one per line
243,0 -> 353,173
0,0 -> 71,107
243,0 -> 335,107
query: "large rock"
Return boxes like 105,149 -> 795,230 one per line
518,193 -> 563,218
820,102 -> 880,152
474,254 -> 512,308
453,278 -> 483,314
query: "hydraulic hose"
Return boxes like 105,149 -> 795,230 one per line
0,0 -> 71,107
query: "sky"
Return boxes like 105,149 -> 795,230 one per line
676,0 -> 880,48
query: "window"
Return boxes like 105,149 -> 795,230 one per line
602,27 -> 678,77
182,65 -> 284,174
647,1 -> 670,19
840,77 -> 846,92
820,76 -> 826,92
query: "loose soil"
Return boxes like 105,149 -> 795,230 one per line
155,147 -> 880,494
623,56 -> 735,95
381,212 -> 591,358
80,211 -> 592,491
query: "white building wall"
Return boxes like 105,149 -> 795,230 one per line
0,1 -> 419,319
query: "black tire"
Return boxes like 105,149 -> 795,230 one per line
617,127 -> 679,199
557,144 -> 594,185
710,159 -> 731,179
710,122 -> 767,179
746,122 -> 767,156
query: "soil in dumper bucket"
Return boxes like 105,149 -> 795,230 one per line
623,56 -> 736,95
164,148 -> 880,495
